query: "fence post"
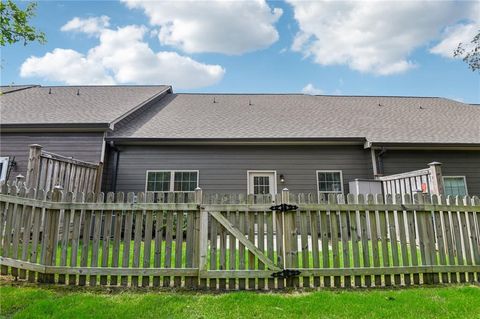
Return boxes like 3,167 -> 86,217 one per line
428,162 -> 444,196
281,188 -> 289,271
196,188 -> 208,284
282,188 -> 297,287
41,185 -> 63,283
93,162 -> 104,194
26,144 -> 42,189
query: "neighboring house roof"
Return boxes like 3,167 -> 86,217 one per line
0,85 -> 171,129
109,94 -> 480,145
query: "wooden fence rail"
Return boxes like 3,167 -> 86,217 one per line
0,182 -> 479,290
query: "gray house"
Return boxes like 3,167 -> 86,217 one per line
1,85 -> 479,198
0,85 -> 171,186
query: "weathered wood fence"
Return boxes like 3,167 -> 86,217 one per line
377,162 -> 445,198
0,182 -> 479,290
25,144 -> 103,194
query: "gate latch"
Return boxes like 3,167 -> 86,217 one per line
271,269 -> 301,279
270,203 -> 298,212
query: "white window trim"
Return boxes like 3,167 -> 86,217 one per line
316,170 -> 344,195
0,157 -> 9,182
246,170 -> 277,195
443,176 -> 468,196
145,170 -> 199,193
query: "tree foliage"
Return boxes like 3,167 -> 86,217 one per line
0,0 -> 46,46
454,31 -> 480,72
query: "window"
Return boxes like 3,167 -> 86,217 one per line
147,171 -> 171,192
443,176 -> 468,197
174,171 -> 198,192
253,176 -> 270,195
316,170 -> 343,194
146,170 -> 198,192
0,157 -> 8,182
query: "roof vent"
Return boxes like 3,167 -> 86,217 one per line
48,88 -> 52,94
249,99 -> 253,106
213,97 -> 217,103
76,89 -> 80,96
419,106 -> 424,109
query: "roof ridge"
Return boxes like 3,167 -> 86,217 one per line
33,85 -> 170,88
0,84 -> 39,87
174,93 -> 443,99
176,93 -> 306,96
0,85 -> 39,94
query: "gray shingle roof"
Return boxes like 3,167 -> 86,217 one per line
1,85 -> 171,126
110,94 -> 480,144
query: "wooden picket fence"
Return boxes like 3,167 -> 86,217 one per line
25,144 -> 103,194
0,181 -> 479,290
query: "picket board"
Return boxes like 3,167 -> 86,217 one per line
89,193 -> 104,286
348,194 -> 362,287
100,192 -> 114,286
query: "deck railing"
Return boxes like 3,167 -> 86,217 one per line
0,182 -> 478,290
377,162 -> 445,198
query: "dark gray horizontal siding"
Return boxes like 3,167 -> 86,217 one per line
113,145 -> 374,194
0,132 -> 104,180
382,150 -> 480,196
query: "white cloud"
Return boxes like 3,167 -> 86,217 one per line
122,0 -> 282,55
430,23 -> 478,58
430,2 -> 479,59
20,48 -> 114,85
21,18 -> 225,89
301,83 -> 324,95
287,0 -> 477,75
61,16 -> 110,35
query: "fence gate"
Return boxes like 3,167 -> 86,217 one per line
197,191 -> 308,289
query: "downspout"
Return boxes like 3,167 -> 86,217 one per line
109,141 -> 121,193
370,149 -> 378,176
376,147 -> 387,176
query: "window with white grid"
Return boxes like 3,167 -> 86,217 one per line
146,170 -> 198,192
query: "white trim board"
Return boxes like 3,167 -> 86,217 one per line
0,157 -> 9,182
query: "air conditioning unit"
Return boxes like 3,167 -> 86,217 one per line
349,179 -> 383,196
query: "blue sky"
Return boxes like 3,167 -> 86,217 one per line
1,0 -> 479,103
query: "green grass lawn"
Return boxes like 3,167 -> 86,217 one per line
0,281 -> 479,319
